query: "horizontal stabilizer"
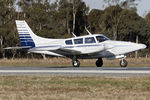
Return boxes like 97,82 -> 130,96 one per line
4,46 -> 31,50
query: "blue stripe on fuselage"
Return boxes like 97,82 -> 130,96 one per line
63,44 -> 104,48
33,44 -> 104,49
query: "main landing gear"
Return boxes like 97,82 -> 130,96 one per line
72,58 -> 104,67
72,59 -> 80,67
96,58 -> 103,67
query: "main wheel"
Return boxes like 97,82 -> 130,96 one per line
72,60 -> 80,67
120,59 -> 128,67
96,58 -> 103,67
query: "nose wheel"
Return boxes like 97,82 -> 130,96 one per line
72,59 -> 80,67
96,58 -> 103,67
120,59 -> 128,67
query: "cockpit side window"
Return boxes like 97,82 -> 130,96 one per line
85,37 -> 96,44
74,38 -> 83,44
65,40 -> 73,45
96,35 -> 109,43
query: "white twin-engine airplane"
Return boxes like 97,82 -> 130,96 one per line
6,20 -> 147,67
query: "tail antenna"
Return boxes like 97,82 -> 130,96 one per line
85,26 -> 92,35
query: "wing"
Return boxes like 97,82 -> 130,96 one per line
29,46 -> 81,55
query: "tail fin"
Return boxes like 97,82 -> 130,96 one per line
5,20 -> 58,50
16,20 -> 61,48
16,20 -> 36,47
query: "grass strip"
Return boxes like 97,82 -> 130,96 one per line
0,76 -> 150,100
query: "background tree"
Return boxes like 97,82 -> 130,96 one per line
72,0 -> 89,36
146,12 -> 150,24
88,9 -> 104,34
0,0 -> 17,58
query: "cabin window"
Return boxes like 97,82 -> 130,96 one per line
74,38 -> 83,44
65,40 -> 73,45
85,37 -> 96,44
96,35 -> 109,42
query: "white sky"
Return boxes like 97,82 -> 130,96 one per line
136,0 -> 150,17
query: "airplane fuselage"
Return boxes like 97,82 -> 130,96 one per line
28,34 -> 146,60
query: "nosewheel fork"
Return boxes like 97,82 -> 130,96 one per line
72,57 -> 80,67
120,59 -> 128,67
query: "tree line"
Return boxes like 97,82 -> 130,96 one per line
0,0 -> 150,59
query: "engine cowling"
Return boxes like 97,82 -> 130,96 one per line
104,44 -> 114,50
107,55 -> 125,60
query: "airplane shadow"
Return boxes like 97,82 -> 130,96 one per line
46,66 -> 72,69
46,66 -> 96,69
45,66 -> 150,70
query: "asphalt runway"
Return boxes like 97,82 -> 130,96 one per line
0,66 -> 150,77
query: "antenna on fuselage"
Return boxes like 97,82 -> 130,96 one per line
85,26 -> 92,35
72,32 -> 77,37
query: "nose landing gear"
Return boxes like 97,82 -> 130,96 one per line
120,59 -> 128,67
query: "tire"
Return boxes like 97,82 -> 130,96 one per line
120,59 -> 128,67
72,60 -> 80,67
96,58 -> 103,67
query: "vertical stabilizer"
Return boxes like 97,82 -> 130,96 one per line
16,20 -> 63,47
16,20 -> 37,47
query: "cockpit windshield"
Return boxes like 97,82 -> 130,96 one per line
96,35 -> 110,43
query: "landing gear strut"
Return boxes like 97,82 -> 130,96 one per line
72,57 -> 80,67
120,59 -> 128,67
96,58 -> 103,67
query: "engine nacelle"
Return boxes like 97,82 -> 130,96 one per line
107,55 -> 125,60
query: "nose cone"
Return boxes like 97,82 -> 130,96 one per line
137,44 -> 147,49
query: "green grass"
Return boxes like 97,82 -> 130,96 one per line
0,76 -> 150,100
